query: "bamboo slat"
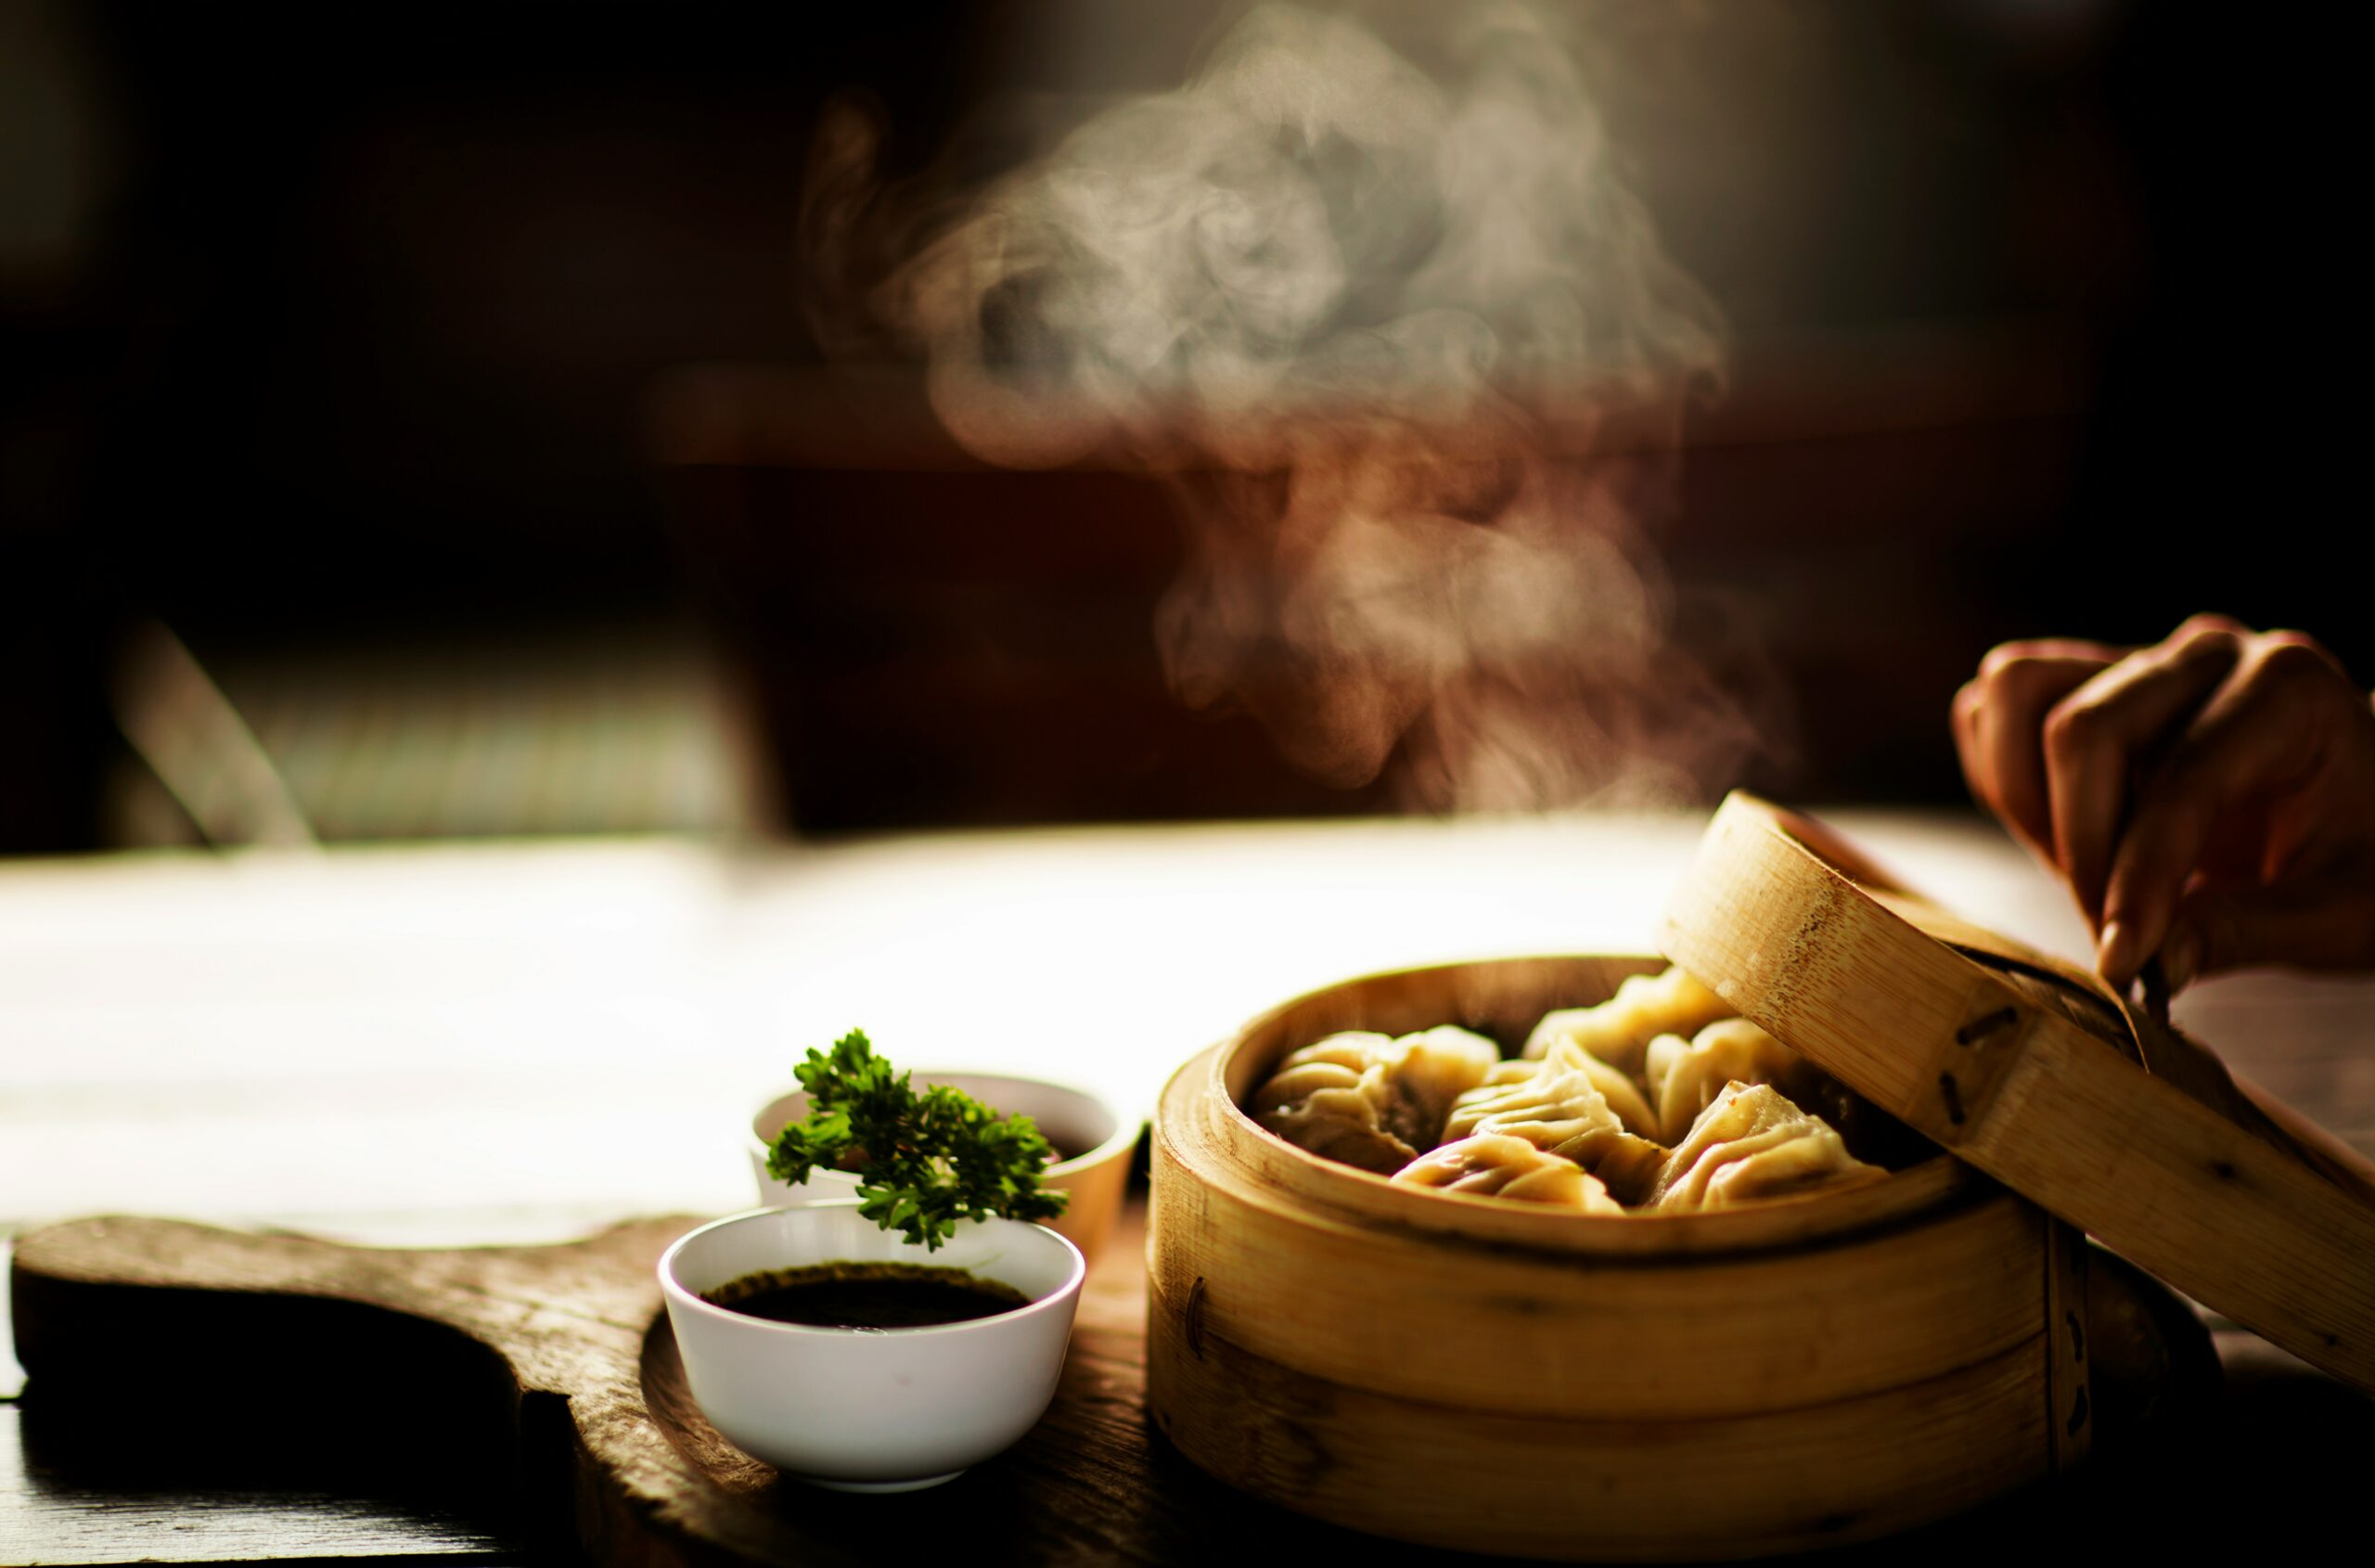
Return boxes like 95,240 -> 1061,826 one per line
1148,949 -> 2065,1558
1148,1279 -> 2049,1561
1154,1045 -> 2041,1420
1659,791 -> 2375,1397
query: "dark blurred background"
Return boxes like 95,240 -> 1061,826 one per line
2,0 -> 2359,852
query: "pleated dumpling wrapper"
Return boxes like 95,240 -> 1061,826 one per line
1392,1134 -> 1624,1214
1649,1081 -> 1884,1213
1483,1038 -> 1660,1140
1642,1018 -> 1829,1145
1252,1027 -> 1500,1175
1443,1054 -> 1668,1206
1385,1027 -> 1508,1150
1523,966 -> 1732,1074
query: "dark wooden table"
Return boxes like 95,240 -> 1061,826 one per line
5,816 -> 2369,1564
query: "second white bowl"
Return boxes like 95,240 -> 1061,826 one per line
750,1071 -> 1136,1264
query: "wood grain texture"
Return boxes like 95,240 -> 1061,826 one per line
6,1207 -> 1460,1568
1155,1047 -> 2047,1419
0,1399 -> 527,1568
0,1198 -> 2238,1568
1659,792 -> 2375,1397
12,1213 -> 1151,1568
1147,956 -> 2081,1558
2043,1219 -> 2092,1472
6,816 -> 2369,1563
1148,1281 -> 2050,1562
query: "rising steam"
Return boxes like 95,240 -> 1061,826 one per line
802,1 -> 1762,809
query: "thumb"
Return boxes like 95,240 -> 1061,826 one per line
2163,872 -> 2375,989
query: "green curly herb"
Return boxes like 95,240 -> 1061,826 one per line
765,1029 -> 1068,1251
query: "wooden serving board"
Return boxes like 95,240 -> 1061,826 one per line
9,1202 -> 2219,1566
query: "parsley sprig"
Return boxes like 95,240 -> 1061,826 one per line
765,1030 -> 1068,1250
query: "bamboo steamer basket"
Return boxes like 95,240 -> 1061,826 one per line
1148,793 -> 2375,1560
1149,964 -> 2080,1560
1660,794 -> 2375,1384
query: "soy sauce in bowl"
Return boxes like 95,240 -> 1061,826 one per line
704,1262 -> 1030,1330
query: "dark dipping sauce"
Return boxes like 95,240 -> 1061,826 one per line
703,1262 -> 1031,1330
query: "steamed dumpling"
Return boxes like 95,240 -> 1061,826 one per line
1521,1038 -> 1661,1140
1380,1027 -> 1504,1150
1256,1003 -> 1895,1217
1584,1136 -> 1672,1210
1524,966 -> 1732,1073
1642,1018 -> 1826,1145
1444,1057 -> 1622,1160
1251,1033 -> 1415,1174
1252,1027 -> 1499,1175
1443,1058 -> 1668,1204
1650,1082 -> 1883,1213
1392,1134 -> 1623,1213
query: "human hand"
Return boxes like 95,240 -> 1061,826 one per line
1953,614 -> 2375,993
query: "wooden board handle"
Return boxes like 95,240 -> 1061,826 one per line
9,1215 -> 686,1393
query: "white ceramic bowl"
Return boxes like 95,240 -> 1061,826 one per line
750,1072 -> 1137,1265
659,1202 -> 1085,1491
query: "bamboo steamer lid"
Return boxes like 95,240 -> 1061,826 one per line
1660,791 -> 2375,1396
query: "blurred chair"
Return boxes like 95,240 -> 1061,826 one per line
109,622 -> 315,849
106,619 -> 773,847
